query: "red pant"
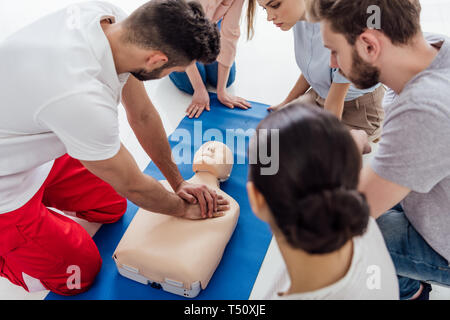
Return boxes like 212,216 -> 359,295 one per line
0,154 -> 127,295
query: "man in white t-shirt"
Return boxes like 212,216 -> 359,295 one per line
310,0 -> 450,299
0,0 -> 225,295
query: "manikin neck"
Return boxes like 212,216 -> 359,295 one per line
190,171 -> 220,188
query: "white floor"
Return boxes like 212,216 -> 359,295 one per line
1,0 -> 449,300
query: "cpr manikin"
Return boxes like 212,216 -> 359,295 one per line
113,141 -> 239,298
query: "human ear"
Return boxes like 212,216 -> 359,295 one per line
246,182 -> 271,222
146,51 -> 168,69
357,30 -> 381,63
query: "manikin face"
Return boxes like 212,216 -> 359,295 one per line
193,141 -> 234,181
321,21 -> 381,89
257,0 -> 307,31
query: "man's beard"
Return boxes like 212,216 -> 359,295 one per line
131,65 -> 166,81
341,48 -> 381,90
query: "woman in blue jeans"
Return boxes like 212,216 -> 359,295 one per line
169,0 -> 255,118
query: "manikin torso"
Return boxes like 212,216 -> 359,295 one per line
113,142 -> 239,291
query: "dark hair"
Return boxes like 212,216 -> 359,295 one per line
123,0 -> 220,66
308,0 -> 422,45
248,103 -> 369,254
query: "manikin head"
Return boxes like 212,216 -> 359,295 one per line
257,0 -> 308,31
308,0 -> 422,89
193,141 -> 234,182
114,0 -> 220,81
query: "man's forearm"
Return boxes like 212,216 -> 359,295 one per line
126,173 -> 184,216
358,166 -> 411,219
122,77 -> 185,191
80,143 -> 184,217
129,106 -> 184,192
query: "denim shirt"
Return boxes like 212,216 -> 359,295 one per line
293,21 -> 380,101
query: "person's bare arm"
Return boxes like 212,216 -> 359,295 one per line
268,73 -> 310,111
80,144 -> 229,219
358,165 -> 411,219
80,143 -> 184,216
216,62 -> 251,110
324,82 -> 350,119
185,63 -> 206,94
185,63 -> 211,118
122,76 -> 184,191
121,76 -> 223,217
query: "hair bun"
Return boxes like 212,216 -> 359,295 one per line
186,1 -> 220,64
282,188 -> 369,254
188,1 -> 205,19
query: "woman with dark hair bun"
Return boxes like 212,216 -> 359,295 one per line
247,103 -> 398,299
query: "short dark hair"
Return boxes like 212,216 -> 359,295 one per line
308,0 -> 422,45
123,0 -> 220,66
248,103 -> 369,254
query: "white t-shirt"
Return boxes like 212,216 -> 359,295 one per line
273,218 -> 399,300
0,1 -> 130,213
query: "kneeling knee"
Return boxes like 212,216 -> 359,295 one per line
49,254 -> 102,296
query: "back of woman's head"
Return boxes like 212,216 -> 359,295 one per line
248,103 -> 369,254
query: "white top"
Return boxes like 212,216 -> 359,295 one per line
274,218 -> 399,300
0,1 -> 130,213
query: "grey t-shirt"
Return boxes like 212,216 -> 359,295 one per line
372,34 -> 450,262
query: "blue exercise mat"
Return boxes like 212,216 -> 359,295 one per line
46,93 -> 272,300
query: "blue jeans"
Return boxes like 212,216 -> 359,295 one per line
377,204 -> 450,299
169,60 -> 236,95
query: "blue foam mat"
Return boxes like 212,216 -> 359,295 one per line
46,93 -> 272,300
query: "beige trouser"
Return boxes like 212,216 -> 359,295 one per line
295,85 -> 386,142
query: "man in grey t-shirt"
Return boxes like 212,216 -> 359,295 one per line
310,0 -> 450,299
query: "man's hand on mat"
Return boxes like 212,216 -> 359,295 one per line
186,88 -> 210,119
176,181 -> 229,218
217,90 -> 251,110
179,195 -> 230,220
350,129 -> 372,155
